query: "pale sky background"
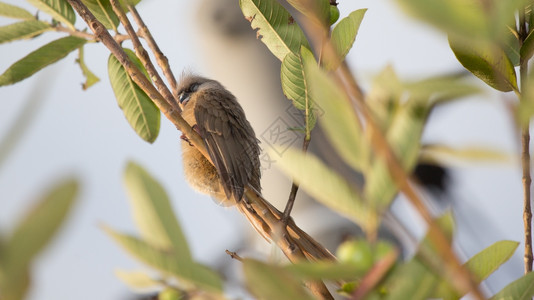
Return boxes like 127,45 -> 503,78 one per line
0,0 -> 527,299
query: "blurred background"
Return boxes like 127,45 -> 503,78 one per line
0,0 -> 526,299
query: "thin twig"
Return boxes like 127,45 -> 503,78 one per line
109,0 -> 179,112
225,250 -> 243,262
518,6 -> 533,274
65,1 -> 335,298
284,0 -> 484,298
53,24 -> 96,40
128,5 -> 179,97
282,137 -> 311,223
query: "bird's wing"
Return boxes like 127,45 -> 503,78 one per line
194,90 -> 260,202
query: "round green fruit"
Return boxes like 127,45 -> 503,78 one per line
329,5 -> 340,25
336,239 -> 374,272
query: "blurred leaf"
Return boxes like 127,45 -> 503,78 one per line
115,269 -> 161,290
327,9 -> 367,70
5,179 -> 78,274
0,268 -> 30,300
0,2 -> 35,19
420,144 -> 512,166
432,240 -> 519,299
404,73 -> 480,105
240,0 -> 309,61
521,28 -> 534,61
103,227 -> 223,292
449,37 -> 517,92
108,48 -> 160,143
490,271 -> 534,300
123,162 -> 192,261
159,288 -> 181,300
286,261 -> 366,280
383,258 -> 439,300
26,0 -> 76,29
396,0 -> 487,39
280,47 -> 318,139
243,259 -> 314,300
0,36 -> 86,86
81,0 -> 119,30
270,147 -> 378,234
304,48 -> 368,171
0,20 -> 50,44
76,46 -> 100,90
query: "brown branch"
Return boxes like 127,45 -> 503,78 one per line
225,250 -> 243,262
109,0 -> 179,112
284,0 -> 485,298
128,5 -> 179,97
65,0 -> 335,298
519,6 -> 533,274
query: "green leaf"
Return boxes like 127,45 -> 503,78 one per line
123,161 -> 191,261
239,0 -> 309,61
108,49 -> 160,143
503,27 -> 520,66
280,47 -> 318,139
521,28 -> 534,61
395,0 -> 488,39
303,48 -> 368,172
5,179 -> 78,274
383,258 -> 439,300
449,37 -> 518,92
0,36 -> 86,86
420,144 -> 512,166
103,227 -> 222,292
81,0 -> 119,30
270,147 -> 378,234
76,46 -> 100,90
490,271 -> 534,300
328,9 -> 367,70
286,0 -> 330,26
431,240 -> 519,299
0,20 -> 50,44
0,2 -> 35,19
26,0 -> 76,29
115,269 -> 161,289
243,259 -> 314,300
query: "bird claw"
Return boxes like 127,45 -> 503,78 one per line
181,134 -> 193,146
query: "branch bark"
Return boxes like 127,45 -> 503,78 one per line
518,7 -> 533,274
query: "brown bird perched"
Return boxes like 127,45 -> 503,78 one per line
177,74 -> 261,206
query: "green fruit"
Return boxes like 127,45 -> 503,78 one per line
159,288 -> 181,300
329,5 -> 340,25
336,239 -> 374,272
374,241 -> 395,262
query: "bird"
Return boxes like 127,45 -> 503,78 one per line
177,74 -> 261,206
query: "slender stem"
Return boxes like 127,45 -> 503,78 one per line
53,24 -> 96,40
519,6 -> 533,274
128,5 -> 179,97
282,137 -> 311,223
109,0 -> 179,112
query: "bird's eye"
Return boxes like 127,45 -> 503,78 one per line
179,83 -> 200,104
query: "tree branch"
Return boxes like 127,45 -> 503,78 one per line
282,137 -> 311,223
518,6 -> 533,274
109,0 -> 179,112
128,5 -> 179,97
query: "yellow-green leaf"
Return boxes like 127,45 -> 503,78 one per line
115,269 -> 161,290
108,49 -> 160,143
26,0 -> 76,29
0,36 -> 86,86
123,161 -> 191,261
327,9 -> 366,70
0,2 -> 35,20
81,0 -> 119,30
271,147 -> 378,233
77,46 -> 100,90
0,20 -> 50,44
240,0 -> 309,61
243,259 -> 314,300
